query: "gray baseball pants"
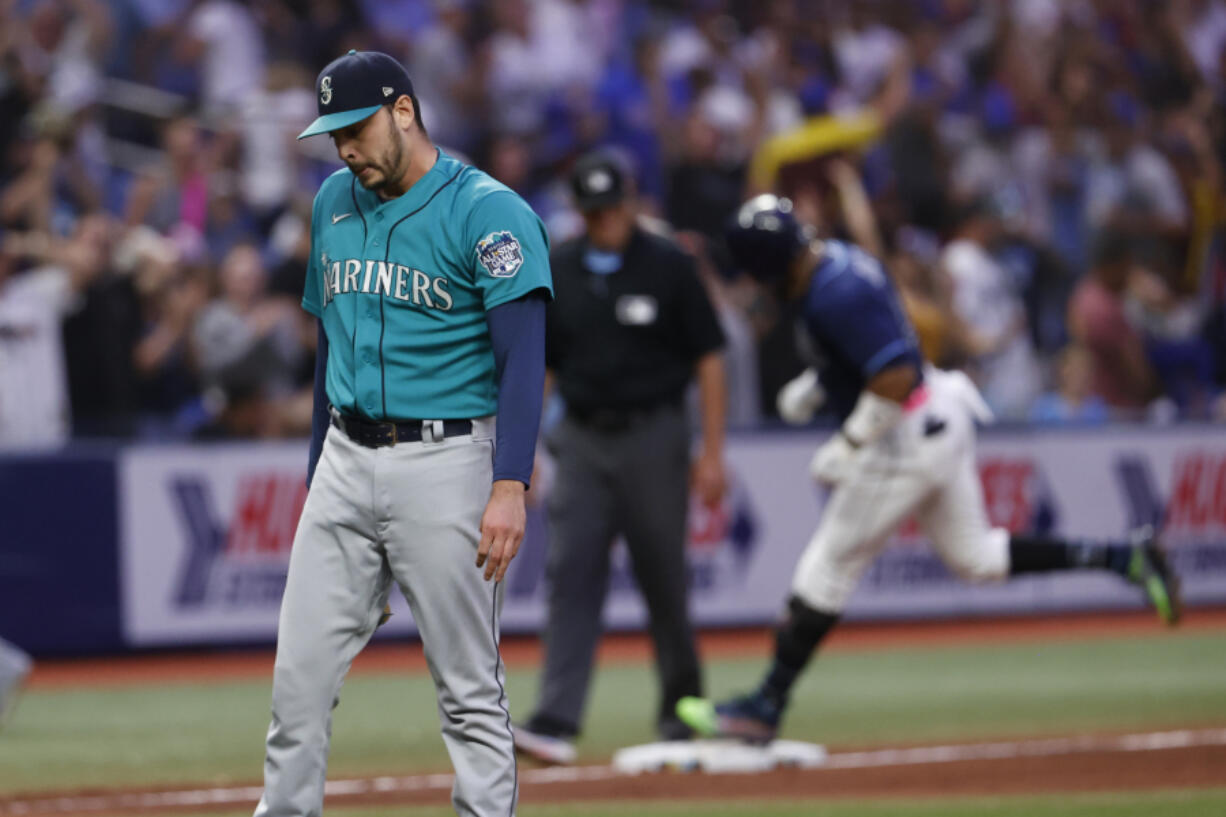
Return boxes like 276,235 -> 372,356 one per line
0,638 -> 30,682
529,404 -> 702,738
254,419 -> 516,817
0,637 -> 31,724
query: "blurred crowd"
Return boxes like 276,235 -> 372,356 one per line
2,0 -> 1226,447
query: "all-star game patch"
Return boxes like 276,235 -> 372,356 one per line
476,231 -> 524,278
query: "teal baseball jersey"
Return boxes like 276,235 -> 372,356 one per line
303,149 -> 553,420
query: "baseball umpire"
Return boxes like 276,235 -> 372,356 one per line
513,151 -> 727,764
677,195 -> 1181,744
254,51 -> 552,817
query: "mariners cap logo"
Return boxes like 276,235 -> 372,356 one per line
299,51 -> 417,140
476,231 -> 524,278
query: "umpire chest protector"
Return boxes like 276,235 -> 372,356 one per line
546,228 -> 724,414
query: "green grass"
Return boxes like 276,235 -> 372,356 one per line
172,788 -> 1226,817
0,630 -> 1223,793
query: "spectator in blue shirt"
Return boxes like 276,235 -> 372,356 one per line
1030,344 -> 1110,425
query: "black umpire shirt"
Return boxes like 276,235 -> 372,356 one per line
546,227 -> 725,414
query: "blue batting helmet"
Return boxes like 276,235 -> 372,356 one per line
724,194 -> 810,283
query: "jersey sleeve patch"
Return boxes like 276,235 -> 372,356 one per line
476,230 -> 524,278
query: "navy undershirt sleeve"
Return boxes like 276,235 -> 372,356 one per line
486,291 -> 548,487
307,319 -> 329,489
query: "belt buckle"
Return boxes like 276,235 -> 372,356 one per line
389,422 -> 398,446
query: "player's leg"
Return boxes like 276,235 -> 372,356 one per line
618,405 -> 702,740
255,430 -> 393,817
1006,529 -> 1180,624
681,459 -> 928,742
380,431 -> 517,817
0,637 -> 32,730
917,443 -> 1011,587
519,418 -> 618,761
922,442 -> 1181,624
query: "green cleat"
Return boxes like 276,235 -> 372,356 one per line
677,692 -> 780,744
1126,526 -> 1182,626
676,696 -> 720,738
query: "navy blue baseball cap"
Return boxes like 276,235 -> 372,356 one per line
724,194 -> 811,283
297,50 -> 415,140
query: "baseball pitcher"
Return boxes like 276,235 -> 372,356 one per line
253,51 -> 552,817
677,195 -> 1181,743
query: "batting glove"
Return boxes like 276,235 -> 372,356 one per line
777,368 -> 825,425
809,432 -> 858,486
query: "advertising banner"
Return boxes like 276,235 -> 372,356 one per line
118,428 -> 1226,646
119,444 -> 308,645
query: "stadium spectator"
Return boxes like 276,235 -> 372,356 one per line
1177,0 -> 1226,86
1,112 -> 102,236
891,242 -> 966,369
594,34 -> 671,205
1086,91 -> 1188,241
126,234 -> 208,435
533,0 -> 611,97
181,0 -> 265,119
1068,234 -> 1157,415
0,0 -> 1223,437
1029,344 -> 1111,425
23,0 -> 112,115
1127,258 -> 1216,417
407,0 -> 478,154
831,1 -> 905,104
0,212 -> 111,448
1013,100 -> 1097,275
666,102 -> 749,241
59,212 -> 143,437
940,198 -> 1042,420
190,242 -> 302,438
484,0 -> 553,135
124,116 -> 212,251
230,61 -> 317,234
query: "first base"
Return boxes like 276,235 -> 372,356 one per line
612,739 -> 827,775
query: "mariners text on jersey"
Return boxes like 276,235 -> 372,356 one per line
318,256 -> 454,311
303,148 -> 553,421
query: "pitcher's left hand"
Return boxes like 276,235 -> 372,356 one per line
477,480 -> 527,582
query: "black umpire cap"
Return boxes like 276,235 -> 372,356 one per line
298,50 -> 415,140
570,150 -> 633,211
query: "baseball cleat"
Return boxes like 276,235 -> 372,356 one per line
676,692 -> 780,745
657,715 -> 695,742
1126,525 -> 1182,626
512,725 -> 577,765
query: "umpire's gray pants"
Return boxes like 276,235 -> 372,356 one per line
531,404 -> 702,737
254,422 -> 516,817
